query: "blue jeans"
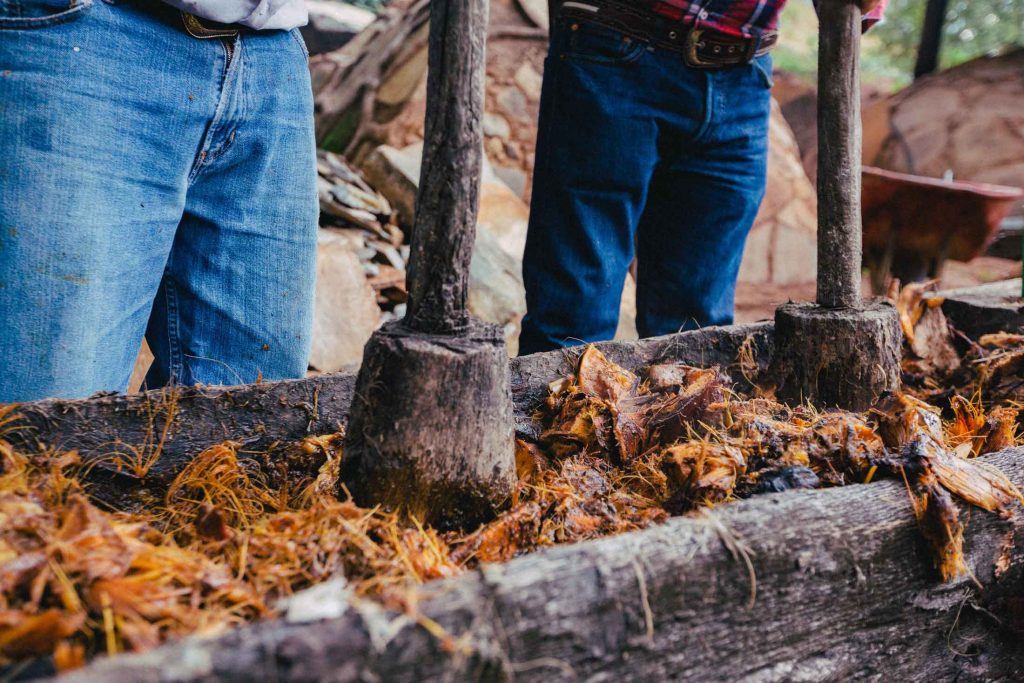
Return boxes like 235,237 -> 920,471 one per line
0,0 -> 318,401
519,16 -> 772,355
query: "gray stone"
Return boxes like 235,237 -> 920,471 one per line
513,62 -> 543,103
496,85 -> 530,122
492,164 -> 528,198
301,1 -> 375,56
615,274 -> 639,342
739,99 -> 818,286
516,0 -> 549,30
358,141 -> 529,348
469,228 -> 526,339
309,234 -> 381,373
359,143 -> 423,229
483,112 -> 512,140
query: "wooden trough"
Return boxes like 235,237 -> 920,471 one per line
9,283 -> 1024,682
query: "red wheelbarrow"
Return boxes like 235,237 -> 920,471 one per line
862,166 -> 1023,293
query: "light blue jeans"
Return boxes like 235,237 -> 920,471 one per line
0,0 -> 318,401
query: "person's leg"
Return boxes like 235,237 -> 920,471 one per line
145,29 -> 318,387
0,2 -> 221,401
518,18 -> 660,355
635,55 -> 773,338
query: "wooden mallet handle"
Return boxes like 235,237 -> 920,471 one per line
404,0 -> 488,335
816,0 -> 864,309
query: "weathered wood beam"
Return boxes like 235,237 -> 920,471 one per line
940,279 -> 1024,339
7,324 -> 773,486
57,447 -> 1024,682
12,271 -> 1021,488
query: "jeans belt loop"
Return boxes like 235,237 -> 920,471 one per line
745,32 -> 761,63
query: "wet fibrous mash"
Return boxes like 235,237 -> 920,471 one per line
2,285 -> 1024,672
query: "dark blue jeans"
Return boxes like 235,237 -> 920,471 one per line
519,16 -> 773,355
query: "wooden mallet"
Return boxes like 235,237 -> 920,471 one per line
773,0 -> 902,411
341,0 -> 516,529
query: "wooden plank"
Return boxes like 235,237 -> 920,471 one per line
8,323 -> 774,484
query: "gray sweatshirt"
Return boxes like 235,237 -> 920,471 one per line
162,0 -> 307,30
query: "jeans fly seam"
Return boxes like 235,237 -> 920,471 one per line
187,37 -> 241,185
692,70 -> 714,143
211,37 -> 245,165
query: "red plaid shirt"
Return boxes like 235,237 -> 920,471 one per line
645,0 -> 887,39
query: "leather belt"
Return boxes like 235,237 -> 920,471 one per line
181,12 -> 242,40
559,0 -> 777,68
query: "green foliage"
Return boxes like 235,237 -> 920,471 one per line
872,0 -> 1024,74
775,0 -> 1023,88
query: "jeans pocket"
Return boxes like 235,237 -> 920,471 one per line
751,53 -> 774,89
290,27 -> 309,60
564,18 -> 645,65
0,0 -> 94,29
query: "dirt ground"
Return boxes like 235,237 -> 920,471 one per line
734,256 -> 1022,323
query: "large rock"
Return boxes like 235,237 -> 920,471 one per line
616,274 -> 639,341
875,49 -> 1024,218
738,99 -> 818,286
360,143 -> 422,229
382,0 -> 547,201
309,230 -> 381,373
516,0 -> 549,30
300,1 -> 376,56
358,142 -> 531,344
469,229 -> 527,350
477,178 -> 529,259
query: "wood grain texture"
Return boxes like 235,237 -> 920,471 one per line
403,0 -> 489,334
340,321 -> 516,529
16,286 -> 1024,493
58,447 -> 1024,682
8,324 -> 772,491
816,0 -> 863,309
772,300 -> 901,411
940,280 -> 1024,339
8,376 -> 357,488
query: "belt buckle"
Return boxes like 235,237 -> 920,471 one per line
182,12 -> 240,40
683,27 -> 712,68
